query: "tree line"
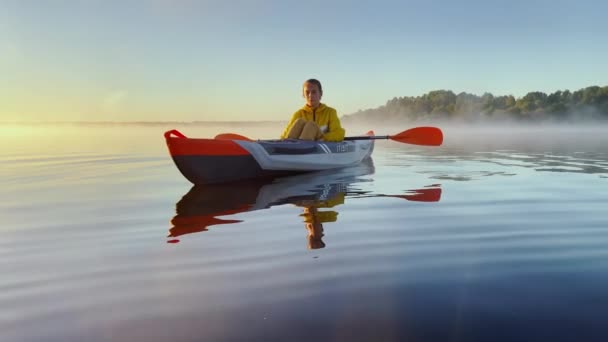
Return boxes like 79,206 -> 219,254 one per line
342,85 -> 608,123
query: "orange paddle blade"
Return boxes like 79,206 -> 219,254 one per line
363,188 -> 442,202
168,216 -> 243,238
398,188 -> 442,202
390,127 -> 443,146
214,133 -> 254,141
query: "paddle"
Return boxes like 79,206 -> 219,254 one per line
356,188 -> 442,202
214,126 -> 443,146
387,188 -> 442,202
344,126 -> 443,146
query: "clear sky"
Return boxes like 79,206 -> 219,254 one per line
1,0 -> 607,122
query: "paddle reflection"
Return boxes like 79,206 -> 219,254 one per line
168,158 -> 441,247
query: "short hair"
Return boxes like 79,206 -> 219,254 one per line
303,79 -> 323,95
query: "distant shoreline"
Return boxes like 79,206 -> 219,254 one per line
3,120 -> 608,128
3,84 -> 607,126
0,120 -> 285,126
343,85 -> 608,124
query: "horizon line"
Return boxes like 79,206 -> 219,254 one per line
0,120 -> 287,125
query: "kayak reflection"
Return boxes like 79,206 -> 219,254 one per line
168,158 -> 441,248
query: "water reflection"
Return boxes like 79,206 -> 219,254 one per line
168,159 -> 441,247
381,145 -> 608,182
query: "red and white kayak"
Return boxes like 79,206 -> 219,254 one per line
164,129 -> 375,184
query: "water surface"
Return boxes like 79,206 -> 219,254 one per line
2,123 -> 608,341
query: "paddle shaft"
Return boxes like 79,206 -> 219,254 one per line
344,135 -> 390,141
167,126 -> 443,146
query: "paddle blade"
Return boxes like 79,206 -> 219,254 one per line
169,216 -> 243,238
390,127 -> 443,146
214,133 -> 254,141
399,188 -> 442,202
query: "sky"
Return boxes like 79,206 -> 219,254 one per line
1,0 -> 607,122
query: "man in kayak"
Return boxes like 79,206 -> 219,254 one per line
280,79 -> 346,142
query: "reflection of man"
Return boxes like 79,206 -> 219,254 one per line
298,192 -> 345,250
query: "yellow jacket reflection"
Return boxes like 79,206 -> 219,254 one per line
298,193 -> 345,250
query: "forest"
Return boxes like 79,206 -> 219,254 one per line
342,85 -> 608,123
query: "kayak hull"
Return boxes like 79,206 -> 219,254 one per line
165,130 -> 375,184
171,155 -> 295,185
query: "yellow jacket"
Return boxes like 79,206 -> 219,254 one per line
280,103 -> 346,142
295,192 -> 346,209
301,210 -> 338,224
297,192 -> 345,223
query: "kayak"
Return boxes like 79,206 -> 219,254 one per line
164,129 -> 375,184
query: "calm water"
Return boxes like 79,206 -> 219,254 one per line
2,123 -> 608,341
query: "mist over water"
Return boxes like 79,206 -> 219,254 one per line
1,121 -> 608,341
2,120 -> 606,152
